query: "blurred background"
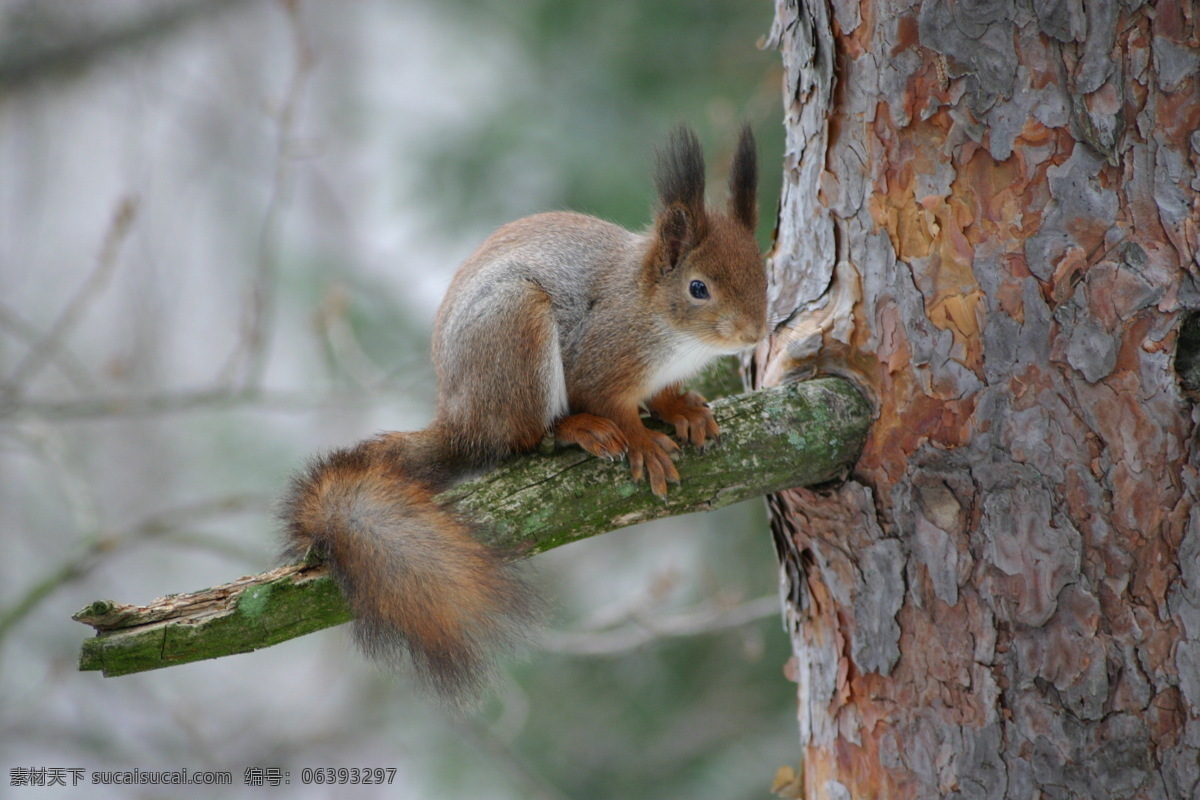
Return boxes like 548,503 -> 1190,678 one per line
0,0 -> 792,797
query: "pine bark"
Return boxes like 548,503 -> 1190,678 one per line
759,1 -> 1200,798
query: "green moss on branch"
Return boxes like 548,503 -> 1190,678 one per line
75,378 -> 872,677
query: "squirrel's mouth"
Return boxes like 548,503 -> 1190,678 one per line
711,319 -> 767,351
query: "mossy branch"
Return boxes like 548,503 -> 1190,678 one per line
74,378 -> 872,677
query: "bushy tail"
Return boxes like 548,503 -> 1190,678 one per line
280,432 -> 542,708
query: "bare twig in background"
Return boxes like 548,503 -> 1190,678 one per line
8,421 -> 103,536
0,491 -> 267,646
457,718 -> 574,800
0,0 -> 251,94
0,303 -> 96,392
314,285 -> 389,388
1,196 -> 138,409
5,383 -> 431,421
542,595 -> 781,657
218,0 -> 315,390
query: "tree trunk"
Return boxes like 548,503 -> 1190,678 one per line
758,1 -> 1200,798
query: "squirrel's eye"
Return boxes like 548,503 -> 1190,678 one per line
689,280 -> 710,300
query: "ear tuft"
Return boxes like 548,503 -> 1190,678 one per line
655,126 -> 706,216
727,124 -> 757,231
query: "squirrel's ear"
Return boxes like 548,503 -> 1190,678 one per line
656,204 -> 694,269
653,126 -> 709,272
727,124 -> 757,232
655,126 -> 706,222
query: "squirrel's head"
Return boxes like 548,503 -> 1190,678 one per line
644,125 -> 767,353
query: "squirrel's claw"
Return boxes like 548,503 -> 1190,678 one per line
647,389 -> 721,447
555,413 -> 629,460
627,430 -> 680,498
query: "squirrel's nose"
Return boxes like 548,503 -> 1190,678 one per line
741,319 -> 767,346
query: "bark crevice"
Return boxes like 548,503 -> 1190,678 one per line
761,1 -> 1200,796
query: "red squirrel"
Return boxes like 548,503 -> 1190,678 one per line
282,126 -> 767,706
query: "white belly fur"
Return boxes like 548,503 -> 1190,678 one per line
543,325 -> 570,424
643,336 -> 730,399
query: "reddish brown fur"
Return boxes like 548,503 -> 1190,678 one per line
280,125 -> 765,706
282,433 -> 540,704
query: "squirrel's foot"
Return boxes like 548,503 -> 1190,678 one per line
646,389 -> 720,447
625,427 -> 680,498
555,413 -> 628,460
556,411 -> 680,497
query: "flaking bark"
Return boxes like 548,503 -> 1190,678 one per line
760,1 -> 1200,798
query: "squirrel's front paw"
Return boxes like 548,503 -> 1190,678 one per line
647,390 -> 719,447
625,429 -> 680,498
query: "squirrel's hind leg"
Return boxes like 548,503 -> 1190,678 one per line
555,413 -> 628,459
432,281 -> 568,456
